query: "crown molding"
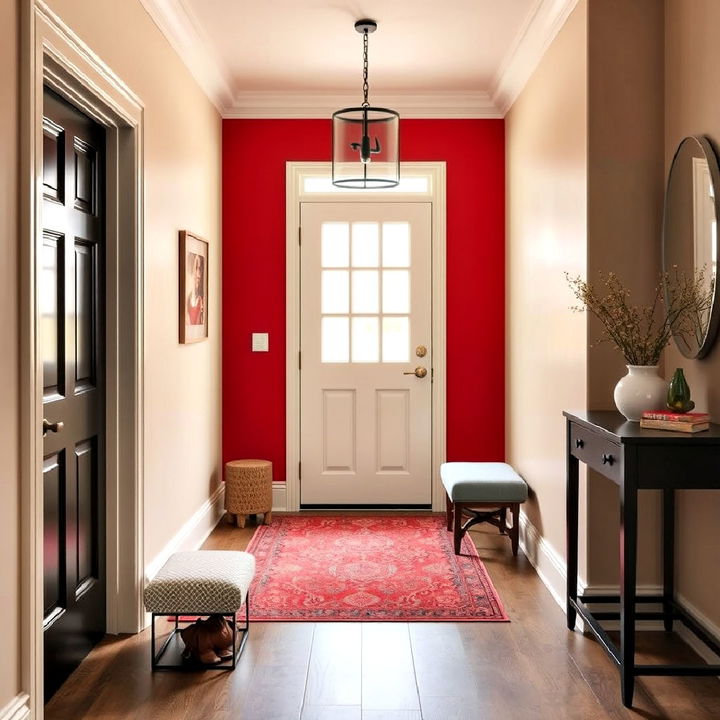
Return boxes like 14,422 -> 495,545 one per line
491,0 -> 581,115
222,91 -> 502,119
139,0 -> 578,119
138,0 -> 233,112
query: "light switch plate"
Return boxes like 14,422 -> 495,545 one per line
252,332 -> 269,352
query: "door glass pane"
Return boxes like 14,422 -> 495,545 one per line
322,270 -> 349,313
352,223 -> 379,267
382,270 -> 410,313
322,222 -> 349,267
382,223 -> 410,267
352,270 -> 379,313
351,316 -> 379,363
322,316 -> 349,362
382,316 -> 409,362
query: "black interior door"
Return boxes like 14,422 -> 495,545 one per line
42,87 -> 106,702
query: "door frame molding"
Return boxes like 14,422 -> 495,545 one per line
284,162 -> 447,512
20,2 -> 145,715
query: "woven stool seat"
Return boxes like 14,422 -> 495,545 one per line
225,459 -> 273,528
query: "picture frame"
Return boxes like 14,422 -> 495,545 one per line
179,230 -> 209,344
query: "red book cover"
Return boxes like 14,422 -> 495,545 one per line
641,410 -> 710,423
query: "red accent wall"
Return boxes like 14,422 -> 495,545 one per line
222,119 -> 505,481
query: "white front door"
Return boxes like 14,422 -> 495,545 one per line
300,202 -> 432,506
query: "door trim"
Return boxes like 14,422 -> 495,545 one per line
284,162 -> 447,512
20,2 -> 145,715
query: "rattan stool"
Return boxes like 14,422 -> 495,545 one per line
225,459 -> 273,528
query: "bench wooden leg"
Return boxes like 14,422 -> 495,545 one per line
453,501 -> 465,554
499,506 -> 508,535
445,491 -> 453,532
511,503 -> 520,556
236,514 -> 246,529
263,510 -> 272,525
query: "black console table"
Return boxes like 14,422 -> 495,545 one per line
564,410 -> 720,707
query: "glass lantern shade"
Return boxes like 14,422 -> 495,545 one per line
332,106 -> 400,188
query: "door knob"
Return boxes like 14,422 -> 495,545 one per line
403,366 -> 428,378
43,419 -> 64,436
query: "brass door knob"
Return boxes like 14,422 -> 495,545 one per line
43,419 -> 64,436
403,366 -> 428,378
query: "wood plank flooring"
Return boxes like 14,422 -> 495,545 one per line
45,517 -> 720,720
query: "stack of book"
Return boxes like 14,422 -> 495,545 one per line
640,411 -> 711,433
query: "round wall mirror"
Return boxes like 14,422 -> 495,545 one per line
662,135 -> 720,358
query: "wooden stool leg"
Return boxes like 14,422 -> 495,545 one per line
511,503 -> 520,556
236,514 -> 247,529
263,510 -> 273,525
445,491 -> 453,532
453,502 -> 464,554
226,512 -> 235,525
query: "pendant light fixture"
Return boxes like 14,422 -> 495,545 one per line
332,20 -> 400,188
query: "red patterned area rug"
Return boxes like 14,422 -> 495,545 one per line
246,515 -> 508,622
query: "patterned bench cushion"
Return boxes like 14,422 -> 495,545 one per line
440,462 -> 528,503
144,550 -> 256,614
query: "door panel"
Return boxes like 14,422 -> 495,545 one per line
41,232 -> 64,397
42,87 -> 106,703
42,454 -> 65,620
376,389 -> 409,472
300,202 -> 432,506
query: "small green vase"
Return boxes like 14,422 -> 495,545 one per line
667,368 -> 695,413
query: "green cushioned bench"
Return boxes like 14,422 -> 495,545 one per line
440,462 -> 528,555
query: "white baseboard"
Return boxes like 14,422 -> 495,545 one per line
675,592 -> 720,665
272,482 -> 287,512
0,694 -> 30,720
144,484 -> 226,583
518,511 -> 569,612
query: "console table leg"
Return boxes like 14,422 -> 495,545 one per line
566,428 -> 579,631
663,488 -> 675,632
620,480 -> 638,708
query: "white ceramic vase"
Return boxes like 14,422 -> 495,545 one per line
613,365 -> 667,422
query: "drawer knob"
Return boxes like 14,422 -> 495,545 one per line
602,453 -> 614,466
575,438 -> 584,449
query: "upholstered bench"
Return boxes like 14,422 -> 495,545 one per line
143,550 -> 255,670
441,462 -> 528,555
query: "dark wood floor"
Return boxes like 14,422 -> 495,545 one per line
46,516 -> 720,720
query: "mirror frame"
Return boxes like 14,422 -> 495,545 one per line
662,135 -> 720,359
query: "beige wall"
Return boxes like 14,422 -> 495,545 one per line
44,0 -> 223,566
508,0 -> 667,593
585,0 -> 665,587
1,0 -> 221,710
506,1 -> 588,565
0,0 -> 20,708
665,0 -> 720,628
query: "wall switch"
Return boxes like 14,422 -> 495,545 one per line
252,332 -> 269,352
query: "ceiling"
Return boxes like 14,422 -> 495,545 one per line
140,0 -> 579,118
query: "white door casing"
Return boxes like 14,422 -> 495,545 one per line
300,203 -> 432,505
284,162 -> 447,513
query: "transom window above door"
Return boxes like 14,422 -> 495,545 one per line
320,221 -> 411,364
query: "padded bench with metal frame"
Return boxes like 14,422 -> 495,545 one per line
143,550 -> 255,671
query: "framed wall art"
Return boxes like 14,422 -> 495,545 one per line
179,230 -> 209,343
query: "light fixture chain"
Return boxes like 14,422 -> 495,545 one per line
362,29 -> 369,107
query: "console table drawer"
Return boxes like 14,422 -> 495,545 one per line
570,426 -> 622,482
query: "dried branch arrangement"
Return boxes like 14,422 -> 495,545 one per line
566,268 -> 713,366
